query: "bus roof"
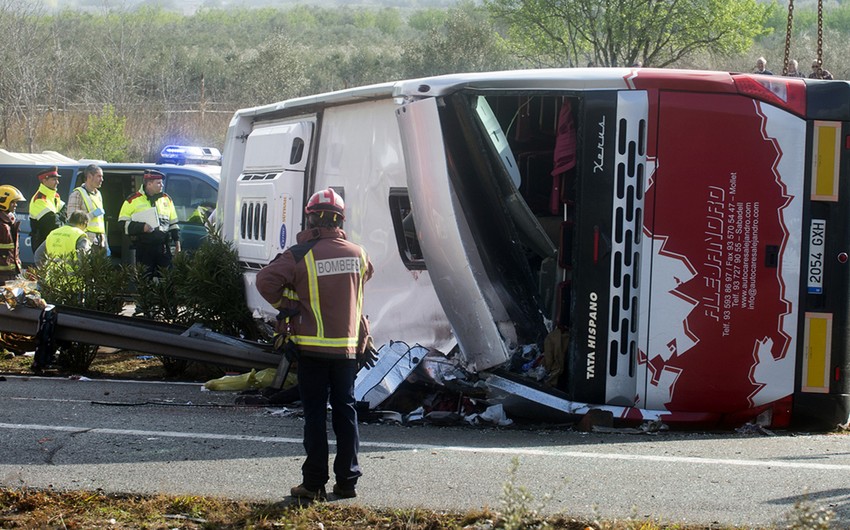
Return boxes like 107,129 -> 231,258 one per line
0,149 -> 78,165
231,67 -> 752,120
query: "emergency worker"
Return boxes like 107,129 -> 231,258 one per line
29,166 -> 66,254
33,211 -> 91,267
67,164 -> 108,252
118,170 -> 180,278
0,185 -> 26,283
256,187 -> 374,501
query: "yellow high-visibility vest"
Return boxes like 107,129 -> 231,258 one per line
74,187 -> 105,234
45,225 -> 86,258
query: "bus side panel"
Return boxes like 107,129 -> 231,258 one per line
645,92 -> 804,414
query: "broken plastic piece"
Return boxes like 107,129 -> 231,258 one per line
354,342 -> 428,408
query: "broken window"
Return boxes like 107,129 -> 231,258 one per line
388,187 -> 425,270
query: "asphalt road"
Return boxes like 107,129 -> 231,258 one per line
0,375 -> 848,528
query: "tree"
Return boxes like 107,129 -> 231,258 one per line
235,35 -> 310,106
0,0 -> 56,151
401,2 -> 514,78
485,0 -> 770,68
76,104 -> 131,162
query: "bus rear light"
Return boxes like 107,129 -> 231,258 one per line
802,312 -> 833,393
732,75 -> 806,116
836,366 -> 841,382
845,135 -> 850,150
838,252 -> 848,264
812,122 -> 841,201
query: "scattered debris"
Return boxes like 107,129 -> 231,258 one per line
735,422 -> 776,436
354,342 -> 428,408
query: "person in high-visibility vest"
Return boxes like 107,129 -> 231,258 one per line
33,211 -> 91,267
256,187 -> 375,501
28,166 -> 66,254
0,185 -> 27,284
117,169 -> 180,278
67,164 -> 109,252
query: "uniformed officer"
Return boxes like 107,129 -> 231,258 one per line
67,164 -> 108,252
28,166 -> 66,254
33,211 -> 91,266
117,169 -> 180,278
256,187 -> 374,501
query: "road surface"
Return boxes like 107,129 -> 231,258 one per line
0,375 -> 847,527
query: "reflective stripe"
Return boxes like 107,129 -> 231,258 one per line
304,250 -> 324,338
0,243 -> 13,250
292,335 -> 359,348
0,263 -> 16,271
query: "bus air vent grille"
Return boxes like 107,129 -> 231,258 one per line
606,91 -> 648,405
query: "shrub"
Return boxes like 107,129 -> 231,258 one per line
131,230 -> 257,375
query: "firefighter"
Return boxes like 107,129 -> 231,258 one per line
33,211 -> 91,267
256,187 -> 375,501
28,166 -> 66,254
0,185 -> 26,283
117,169 -> 180,278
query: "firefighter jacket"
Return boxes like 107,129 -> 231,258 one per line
29,183 -> 65,252
256,226 -> 373,359
0,210 -> 21,280
117,190 -> 179,246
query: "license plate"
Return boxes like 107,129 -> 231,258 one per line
808,219 -> 826,294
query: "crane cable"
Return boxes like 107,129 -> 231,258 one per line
783,0 -> 824,76
816,0 -> 824,68
782,0 -> 793,75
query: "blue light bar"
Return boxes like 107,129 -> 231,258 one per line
158,145 -> 222,165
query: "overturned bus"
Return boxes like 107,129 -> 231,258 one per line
219,68 -> 850,430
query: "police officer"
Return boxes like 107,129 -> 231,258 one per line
67,164 -> 108,252
256,187 -> 374,501
33,211 -> 91,266
0,185 -> 26,283
29,166 -> 66,254
117,169 -> 180,278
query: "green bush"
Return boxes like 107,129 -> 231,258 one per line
131,230 -> 258,375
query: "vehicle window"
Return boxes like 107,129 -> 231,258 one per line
166,174 -> 217,224
388,187 -> 425,270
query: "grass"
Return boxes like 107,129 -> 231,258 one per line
0,488 -> 730,529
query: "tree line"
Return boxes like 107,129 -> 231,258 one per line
0,0 -> 845,161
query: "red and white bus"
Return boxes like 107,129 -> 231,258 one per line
224,68 -> 849,429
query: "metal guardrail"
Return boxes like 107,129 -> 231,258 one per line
0,304 -> 280,371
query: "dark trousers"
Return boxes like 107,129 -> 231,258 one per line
297,355 -> 361,490
135,243 -> 172,278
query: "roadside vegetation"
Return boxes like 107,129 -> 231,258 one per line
1,0 -> 848,162
0,481 -> 835,529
